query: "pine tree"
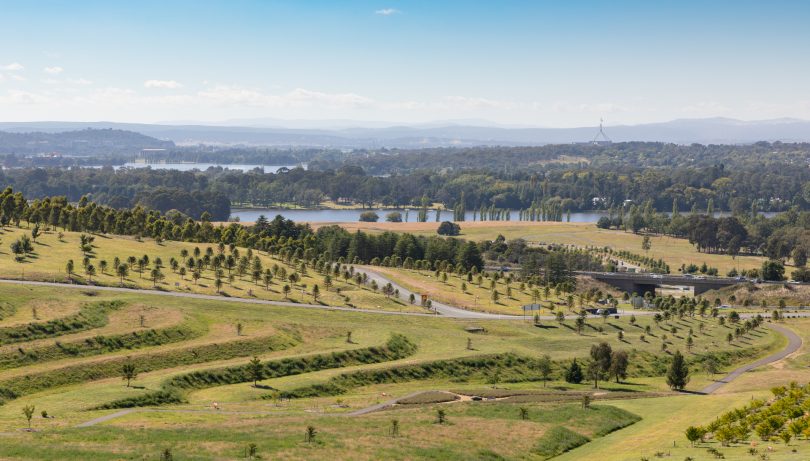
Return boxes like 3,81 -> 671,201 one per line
666,350 -> 690,390
565,359 -> 583,384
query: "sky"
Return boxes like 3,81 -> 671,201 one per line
1,0 -> 809,127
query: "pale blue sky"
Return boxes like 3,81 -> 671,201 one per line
1,0 -> 808,126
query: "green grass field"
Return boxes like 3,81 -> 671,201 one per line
0,278 -> 792,460
0,225 -> 804,460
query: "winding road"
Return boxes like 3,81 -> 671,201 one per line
699,322 -> 802,394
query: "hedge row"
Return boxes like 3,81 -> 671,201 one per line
275,353 -> 540,399
93,389 -> 186,410
0,300 -> 123,344
0,302 -> 16,321
165,333 -> 417,390
0,318 -> 207,371
0,331 -> 298,404
96,334 -> 417,410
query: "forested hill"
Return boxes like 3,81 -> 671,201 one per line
0,129 -> 174,156
311,142 -> 810,175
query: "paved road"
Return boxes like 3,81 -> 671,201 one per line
699,323 -> 802,394
75,409 -> 137,428
1,275 -> 808,323
359,267 -> 521,319
0,277 -> 443,318
344,391 -> 429,416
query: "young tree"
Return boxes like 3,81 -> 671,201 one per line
115,264 -> 129,286
589,342 -> 612,388
150,268 -> 163,287
248,356 -> 262,387
85,264 -> 96,283
435,408 -> 447,424
65,259 -> 74,278
666,350 -> 690,390
519,407 -> 529,420
537,354 -> 553,387
22,405 -> 35,429
609,350 -> 629,383
311,284 -> 320,302
122,360 -> 138,387
685,426 -> 706,447
305,425 -> 317,444
575,316 -> 586,334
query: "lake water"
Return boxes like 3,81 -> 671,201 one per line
115,163 -> 305,173
229,209 -> 781,224
230,208 -> 612,223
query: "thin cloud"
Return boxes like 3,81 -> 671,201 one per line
375,8 -> 401,16
144,79 -> 183,89
68,78 -> 93,85
44,66 -> 64,75
2,63 -> 24,71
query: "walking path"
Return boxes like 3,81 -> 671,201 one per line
699,323 -> 802,394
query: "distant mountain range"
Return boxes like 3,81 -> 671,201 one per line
1,117 -> 809,148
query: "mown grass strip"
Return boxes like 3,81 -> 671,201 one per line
0,317 -> 207,370
96,334 -> 417,410
0,300 -> 123,345
0,331 -> 298,404
166,333 -> 416,390
533,426 -> 590,459
274,353 -> 540,399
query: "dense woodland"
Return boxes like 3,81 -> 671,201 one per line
1,157 -> 809,220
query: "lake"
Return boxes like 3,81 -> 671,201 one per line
229,209 -> 780,224
114,163 -> 306,172
230,208 -> 612,223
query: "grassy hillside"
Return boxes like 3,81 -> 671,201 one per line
0,282 -> 790,459
0,226 -> 417,313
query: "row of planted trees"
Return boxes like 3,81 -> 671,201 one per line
686,382 -> 810,453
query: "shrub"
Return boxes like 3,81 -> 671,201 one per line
93,389 -> 186,410
359,211 -> 379,222
437,221 -> 461,236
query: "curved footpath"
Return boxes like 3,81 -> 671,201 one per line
699,323 -> 802,394
0,274 -> 808,323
